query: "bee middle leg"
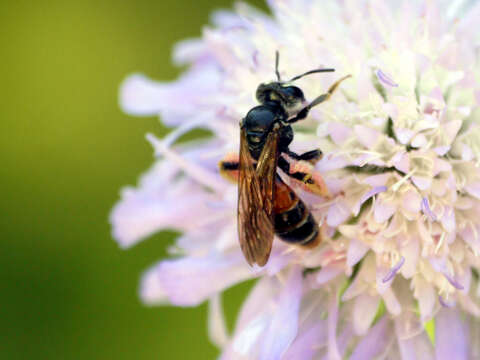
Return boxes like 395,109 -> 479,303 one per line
286,149 -> 323,164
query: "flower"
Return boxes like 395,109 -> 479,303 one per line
111,0 -> 480,358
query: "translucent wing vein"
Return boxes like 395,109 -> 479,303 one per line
237,125 -> 279,266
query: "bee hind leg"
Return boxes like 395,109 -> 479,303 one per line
219,154 -> 240,183
278,156 -> 329,197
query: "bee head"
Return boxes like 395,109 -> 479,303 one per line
256,51 -> 335,111
256,83 -> 305,109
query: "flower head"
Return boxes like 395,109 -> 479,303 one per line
112,0 -> 480,358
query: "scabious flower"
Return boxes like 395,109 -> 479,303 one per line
111,0 -> 480,358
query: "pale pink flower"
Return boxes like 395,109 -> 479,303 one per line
111,0 -> 480,358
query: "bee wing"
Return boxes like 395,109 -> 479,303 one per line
255,125 -> 280,217
237,125 -> 280,266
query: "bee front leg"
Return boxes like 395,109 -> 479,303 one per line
286,75 -> 351,124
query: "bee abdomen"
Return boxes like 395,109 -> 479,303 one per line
274,196 -> 320,247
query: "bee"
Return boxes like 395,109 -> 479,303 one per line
220,52 -> 350,266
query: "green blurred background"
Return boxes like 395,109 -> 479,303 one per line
1,1 -> 263,358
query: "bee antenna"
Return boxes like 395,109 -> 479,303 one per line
275,50 -> 281,81
289,68 -> 335,82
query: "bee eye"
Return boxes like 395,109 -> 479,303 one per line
282,86 -> 305,101
269,92 -> 279,101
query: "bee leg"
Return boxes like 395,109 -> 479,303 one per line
286,75 -> 351,124
287,149 -> 323,164
278,156 -> 329,197
219,155 -> 240,183
219,161 -> 239,170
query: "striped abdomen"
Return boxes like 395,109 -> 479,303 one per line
273,178 -> 321,248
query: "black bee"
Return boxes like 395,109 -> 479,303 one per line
220,52 -> 350,266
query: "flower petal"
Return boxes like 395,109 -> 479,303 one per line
233,313 -> 270,358
374,197 -> 397,223
327,200 -> 351,227
327,288 -> 342,360
347,238 -> 370,267
353,293 -> 380,335
260,267 -> 303,360
399,237 -> 419,278
315,265 -> 344,285
111,187 -> 218,248
120,67 -> 222,126
120,74 -> 167,116
328,122 -> 352,145
395,326 -> 434,360
413,276 -> 436,321
355,186 -> 387,216
282,323 -> 325,360
467,314 -> 480,359
382,287 -> 401,316
208,294 -> 229,348
354,125 -> 381,149
350,317 -> 393,360
110,155 -> 225,248
435,308 -> 468,360
466,182 -> 480,200
229,277 -> 277,357
154,253 -> 253,306
139,266 -> 168,305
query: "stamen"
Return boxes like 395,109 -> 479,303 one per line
354,150 -> 382,156
391,169 -> 416,192
367,196 -> 376,217
276,272 -> 287,285
334,254 -> 346,261
469,222 -> 480,256
443,272 -> 464,290
376,69 -> 399,87
421,197 -> 437,222
162,118 -> 210,148
359,156 -> 382,167
382,256 -> 405,283
352,150 -> 383,167
470,221 -> 478,241
312,199 -> 337,210
438,294 -> 454,308
434,232 -> 446,254
281,246 -> 297,256
252,50 -> 259,67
